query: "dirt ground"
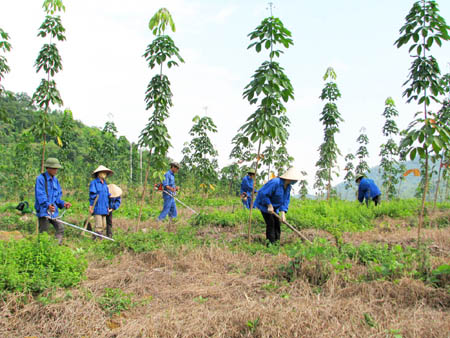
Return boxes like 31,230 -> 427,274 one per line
0,214 -> 449,337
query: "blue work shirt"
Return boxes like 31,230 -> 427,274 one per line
34,172 -> 65,218
254,177 -> 291,214
109,196 -> 121,211
89,178 -> 110,215
162,170 -> 176,197
240,175 -> 257,195
358,178 -> 381,203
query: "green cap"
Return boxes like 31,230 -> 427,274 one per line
44,157 -> 63,169
247,169 -> 256,175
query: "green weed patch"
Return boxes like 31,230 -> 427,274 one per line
0,233 -> 87,293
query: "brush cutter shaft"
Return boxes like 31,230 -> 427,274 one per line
51,218 -> 115,241
272,212 -> 311,243
163,190 -> 198,214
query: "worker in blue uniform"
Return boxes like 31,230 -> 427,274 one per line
158,162 -> 180,221
89,165 -> 113,238
34,157 -> 72,244
254,167 -> 301,244
240,168 -> 257,209
356,174 -> 381,206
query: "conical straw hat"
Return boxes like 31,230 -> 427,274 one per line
279,167 -> 302,181
108,184 -> 122,198
92,165 -> 114,177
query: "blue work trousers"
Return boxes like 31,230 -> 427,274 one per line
158,194 -> 177,220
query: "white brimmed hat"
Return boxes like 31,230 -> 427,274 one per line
279,167 -> 302,181
92,165 -> 114,177
108,184 -> 122,198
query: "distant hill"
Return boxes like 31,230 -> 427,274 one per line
334,159 -> 446,200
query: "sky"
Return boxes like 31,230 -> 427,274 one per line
1,0 -> 450,191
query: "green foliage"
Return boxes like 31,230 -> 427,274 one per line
43,0 -> 65,14
181,115 -> 219,189
98,288 -> 135,316
427,264 -> 449,288
148,8 -> 176,36
0,27 -> 12,123
236,14 -> 294,183
315,67 -> 343,199
379,97 -> 402,199
298,171 -> 309,199
33,0 -> 66,171
139,8 -> 183,174
261,143 -> 293,178
355,128 -> 370,175
343,153 -> 355,191
396,0 -> 450,238
246,317 -> 260,333
0,233 -> 87,293
92,226 -> 203,258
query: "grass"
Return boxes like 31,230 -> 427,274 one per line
0,197 -> 449,337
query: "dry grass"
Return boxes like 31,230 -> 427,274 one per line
1,209 -> 449,337
1,241 -> 449,338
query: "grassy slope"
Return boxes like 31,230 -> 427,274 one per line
0,197 -> 449,337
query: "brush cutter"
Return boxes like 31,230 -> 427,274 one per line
272,212 -> 312,244
162,190 -> 198,215
47,215 -> 115,241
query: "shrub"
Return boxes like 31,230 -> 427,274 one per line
98,288 -> 134,316
0,233 -> 87,293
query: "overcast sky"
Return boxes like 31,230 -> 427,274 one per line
1,0 -> 450,189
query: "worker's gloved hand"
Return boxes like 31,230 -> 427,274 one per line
280,211 -> 286,222
267,204 -> 274,214
89,205 -> 94,214
48,204 -> 56,213
64,202 -> 72,209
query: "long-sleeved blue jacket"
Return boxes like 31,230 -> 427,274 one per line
34,172 -> 65,218
240,175 -> 257,195
162,170 -> 176,198
358,178 -> 381,203
109,196 -> 121,211
89,178 -> 110,215
254,177 -> 291,214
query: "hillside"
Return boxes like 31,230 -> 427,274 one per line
335,159 -> 446,201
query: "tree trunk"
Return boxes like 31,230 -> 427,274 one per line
247,140 -> 261,243
137,152 -> 151,231
41,134 -> 46,173
418,150 -> 429,247
326,168 -> 331,200
432,157 -> 443,214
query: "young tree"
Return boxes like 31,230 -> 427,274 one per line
298,171 -> 309,200
137,8 -> 183,227
181,115 -> 219,193
261,143 -> 293,179
355,128 -> 370,176
229,133 -> 256,166
379,97 -> 402,199
220,163 -> 242,196
395,0 -> 450,244
343,153 -> 356,198
315,67 -> 343,200
236,11 -> 294,240
432,93 -> 450,210
0,27 -> 12,123
32,0 -> 66,172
